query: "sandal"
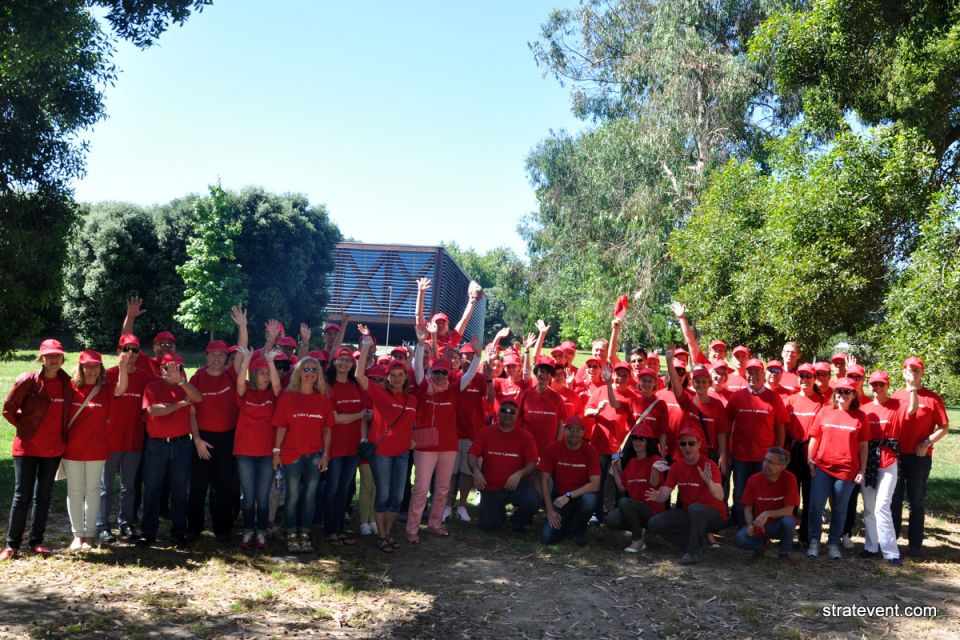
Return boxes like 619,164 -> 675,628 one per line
339,534 -> 357,546
426,527 -> 449,537
377,537 -> 394,553
388,537 -> 401,548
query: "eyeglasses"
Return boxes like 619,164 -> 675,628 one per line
499,408 -> 516,415
835,389 -> 854,396
816,372 -> 832,378
121,346 -> 140,354
156,341 -> 175,348
302,367 -> 319,373
678,440 -> 698,448
432,370 -> 449,376
848,374 -> 864,380
767,369 -> 782,374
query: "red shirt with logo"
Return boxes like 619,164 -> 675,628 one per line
626,393 -> 669,440
467,425 -> 539,491
64,383 -> 114,461
494,376 -> 529,407
456,374 -> 487,440
620,454 -> 665,514
678,393 -> 729,455
329,381 -> 366,458
234,388 -> 278,457
655,387 -> 689,459
862,398 -> 905,468
785,392 -> 825,442
892,387 -> 948,457
538,440 -> 601,496
105,366 -> 150,453
366,383 -> 417,457
726,387 -> 789,462
190,369 -> 238,432
663,457 -> 727,519
272,391 -> 333,464
809,407 -> 870,481
11,374 -> 67,457
142,381 -> 191,439
415,381 -> 459,453
740,469 -> 800,525
517,386 -> 566,454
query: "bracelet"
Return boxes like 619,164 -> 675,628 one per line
272,448 -> 281,454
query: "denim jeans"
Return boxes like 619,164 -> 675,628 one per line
735,515 -> 797,555
237,455 -> 273,534
98,450 -> 141,533
284,453 -> 321,533
5,455 -> 60,550
477,481 -> 541,532
541,492 -> 598,544
322,455 -> 359,536
808,466 -> 857,545
732,459 -> 763,527
786,440 -> 811,543
141,436 -> 193,541
891,454 -> 932,551
370,453 -> 410,513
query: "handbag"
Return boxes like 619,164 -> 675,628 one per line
357,393 -> 408,459
55,384 -> 102,481
411,423 -> 439,449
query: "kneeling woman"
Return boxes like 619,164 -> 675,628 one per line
605,423 -> 664,552
645,426 -> 727,565
806,377 -> 869,560
272,357 -> 333,554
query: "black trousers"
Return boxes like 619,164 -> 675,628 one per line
892,454 -> 932,550
648,503 -> 725,556
5,456 -> 60,550
187,430 -> 237,537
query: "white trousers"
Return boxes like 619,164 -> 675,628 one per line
862,462 -> 899,559
64,459 -> 106,538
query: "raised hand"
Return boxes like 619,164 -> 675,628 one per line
846,353 -> 858,368
468,280 -> 483,301
361,334 -> 375,349
670,301 -> 686,319
698,465 -> 712,483
536,319 -> 550,335
601,364 -> 613,383
236,345 -> 252,360
494,326 -> 511,341
126,296 -> 146,319
230,306 -> 247,327
118,350 -> 133,368
417,278 -> 432,293
357,323 -> 371,336
264,348 -> 281,361
299,323 -> 311,342
523,332 -> 537,350
265,319 -> 281,341
426,321 -> 438,335
415,326 -> 428,343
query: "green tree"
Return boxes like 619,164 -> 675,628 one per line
176,184 -> 246,339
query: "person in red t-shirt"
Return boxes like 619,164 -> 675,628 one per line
783,362 -> 825,547
414,276 -> 482,357
468,399 -> 540,533
450,342 -> 488,522
646,426 -> 727,565
550,365 -> 582,422
806,377 -> 870,559
589,361 -> 638,520
605,424 -> 665,552
764,360 -> 792,399
813,361 -> 833,398
517,356 -> 566,455
861,370 -> 916,565
890,356 -> 948,557
665,357 -> 729,470
63,350 -> 131,551
734,447 -> 800,560
539,416 -> 601,546
187,340 -> 239,542
139,353 -> 202,547
780,342 -> 802,393
728,346 -> 750,392
670,301 -> 727,367
2,339 -> 75,559
234,347 -> 282,550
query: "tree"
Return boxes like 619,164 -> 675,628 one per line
176,184 -> 246,339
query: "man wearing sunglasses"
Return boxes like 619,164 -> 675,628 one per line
121,297 -> 178,379
467,399 -> 540,533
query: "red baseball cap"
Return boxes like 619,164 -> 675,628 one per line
206,340 -> 229,353
323,322 -> 341,333
161,353 -> 184,365
503,354 -> 522,366
830,352 -> 848,364
308,349 -> 330,361
671,358 -> 687,369
352,350 -> 362,360
386,359 -> 407,373
278,336 -> 297,348
635,367 -> 657,379
674,348 -> 690,358
560,340 -> 577,353
154,331 -> 176,344
430,360 -> 451,373
646,355 -> 660,366
868,370 -> 890,385
38,339 -> 65,356
765,360 -> 784,372
391,346 -> 409,357
847,364 -> 866,378
732,345 -> 750,356
630,422 -> 657,439
535,356 -> 557,369
459,343 -> 477,355
813,361 -> 831,373
376,355 -> 392,366
676,426 -> 702,442
903,356 -> 924,370
273,351 -> 290,362
709,360 -> 730,373
563,415 -> 586,429
227,345 -> 238,354
833,377 -> 856,391
499,397 -> 520,408
550,347 -> 566,358
797,363 -> 815,375
250,357 -> 269,370
584,356 -> 602,367
709,340 -> 727,350
333,347 -> 355,360
612,360 -> 632,372
78,350 -> 102,365
431,312 -> 449,323
745,358 -> 765,371
366,364 -> 387,379
117,334 -> 140,348
691,365 -> 710,379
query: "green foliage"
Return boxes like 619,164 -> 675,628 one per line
176,184 -> 246,338
96,0 -> 211,48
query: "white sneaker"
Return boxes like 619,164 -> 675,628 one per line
828,544 -> 842,559
369,522 -> 378,535
360,522 -> 373,536
69,537 -> 82,551
456,506 -> 471,522
841,534 -> 854,549
807,541 -> 820,558
442,506 -> 452,523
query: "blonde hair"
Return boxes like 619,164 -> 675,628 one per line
286,357 -> 329,394
72,363 -> 105,387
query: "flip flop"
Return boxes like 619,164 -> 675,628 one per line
377,538 -> 394,553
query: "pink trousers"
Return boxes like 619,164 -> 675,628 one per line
406,450 -> 457,536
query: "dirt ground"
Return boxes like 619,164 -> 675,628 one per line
0,504 -> 957,640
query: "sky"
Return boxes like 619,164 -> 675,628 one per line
72,1 -> 587,257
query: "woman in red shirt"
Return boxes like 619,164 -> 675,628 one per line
63,350 -> 130,550
607,424 -> 664,552
2,340 -> 75,560
235,348 -> 282,550
272,356 -> 333,554
806,377 -> 869,559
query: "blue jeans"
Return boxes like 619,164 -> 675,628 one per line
284,453 -> 321,533
808,467 -> 857,545
370,453 -> 410,513
595,454 -> 611,519
322,455 -> 359,536
891,454 -> 932,551
141,436 -> 193,541
477,481 -> 541,532
541,492 -> 598,544
237,455 -> 273,534
98,450 -> 142,533
6,455 -> 60,550
732,460 -> 763,527
735,516 -> 797,555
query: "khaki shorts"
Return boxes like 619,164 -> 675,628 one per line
456,438 -> 473,474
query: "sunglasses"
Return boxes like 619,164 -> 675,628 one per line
499,407 -> 516,415
816,372 -> 832,378
678,440 -> 697,448
767,369 -> 783,374
798,373 -> 813,379
301,366 -> 319,373
835,389 -> 854,396
121,346 -> 140,354
848,374 -> 864,380
432,370 -> 450,376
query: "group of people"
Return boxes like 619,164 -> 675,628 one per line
1,283 -> 949,568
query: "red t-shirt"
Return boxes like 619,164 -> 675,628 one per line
726,387 -> 789,462
11,374 -> 67,458
655,388 -> 688,459
272,391 -> 333,465
553,386 -> 582,421
426,328 -> 462,351
142,381 -> 191,439
663,456 -> 727,519
105,366 -> 150,453
456,374 -> 488,440
234,388 -> 277,457
64,383 -> 114,461
135,351 -> 162,378
517,386 -> 566,454
862,398 -> 905,468
585,385 -> 636,455
329,381 -> 366,458
709,387 -> 733,406
467,425 -> 539,491
780,370 -> 800,394
892,387 -> 948,457
678,393 -> 729,455
726,372 -> 749,393
494,376 -> 529,407
538,440 -> 601,496
415,382 -> 459,453
809,407 -> 870,482
620,455 -> 665,514
366,383 -> 417,457
785,392 -> 825,442
626,393 -> 669,440
190,369 -> 238,433
740,469 -> 800,525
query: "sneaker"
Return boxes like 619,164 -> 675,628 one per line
827,543 -> 842,559
588,515 -> 600,526
888,557 -> 903,568
80,538 -> 94,550
30,544 -> 52,556
677,553 -> 701,566
905,546 -> 924,558
369,522 -> 378,535
69,537 -> 83,551
0,547 -> 17,561
841,534 -> 854,549
299,533 -> 314,554
240,533 -> 254,550
360,522 -> 373,536
98,530 -> 117,544
807,541 -> 820,558
256,534 -> 269,550
858,550 -> 880,559
441,506 -> 452,523
119,525 -> 138,540
287,533 -> 301,554
456,506 -> 471,522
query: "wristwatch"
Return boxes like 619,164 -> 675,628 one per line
564,491 -> 573,499
272,448 -> 281,454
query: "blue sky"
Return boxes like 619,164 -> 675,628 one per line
73,1 -> 586,256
